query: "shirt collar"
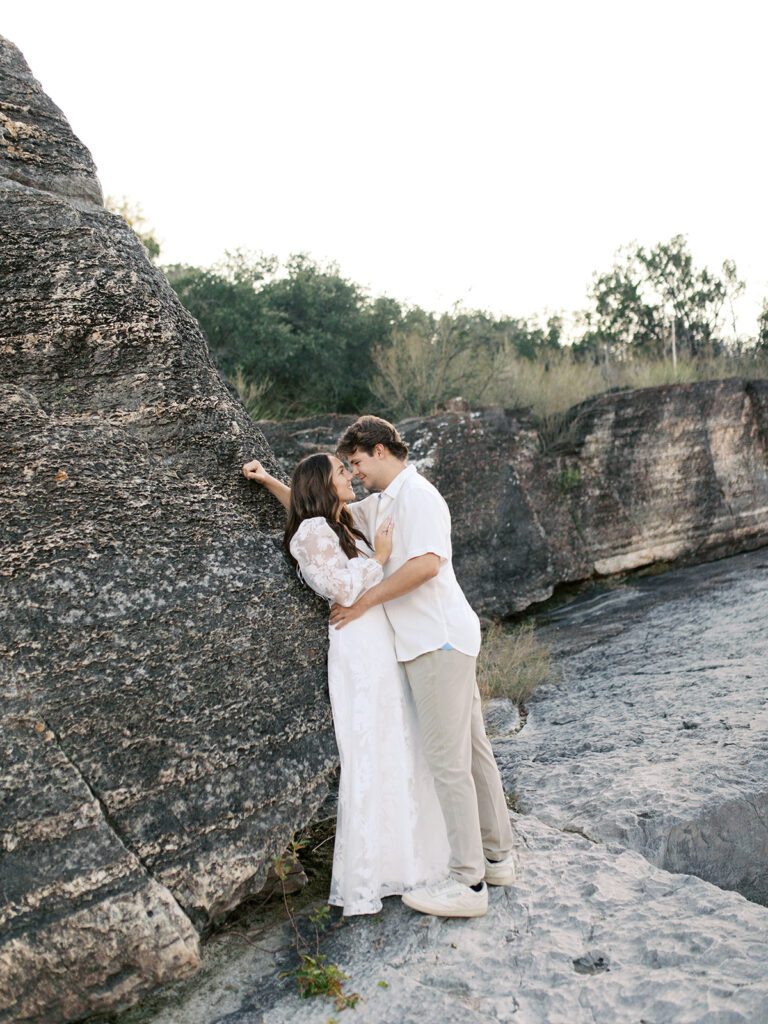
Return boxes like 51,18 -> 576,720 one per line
380,463 -> 416,500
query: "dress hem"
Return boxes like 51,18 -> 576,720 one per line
328,872 -> 448,917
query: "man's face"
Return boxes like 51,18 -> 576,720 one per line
347,446 -> 387,492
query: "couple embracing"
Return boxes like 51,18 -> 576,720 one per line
243,415 -> 516,918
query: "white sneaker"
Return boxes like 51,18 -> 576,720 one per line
402,877 -> 488,918
484,853 -> 516,886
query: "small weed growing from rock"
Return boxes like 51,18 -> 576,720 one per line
285,952 -> 358,1007
478,621 -> 553,704
535,408 -> 585,456
274,839 -> 361,1011
505,790 -> 520,812
558,464 -> 580,495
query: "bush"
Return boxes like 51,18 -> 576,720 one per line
370,312 -> 487,418
166,252 -> 396,416
230,367 -> 275,420
370,310 -> 563,420
477,621 -> 554,705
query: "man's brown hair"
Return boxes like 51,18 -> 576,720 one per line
336,415 -> 408,460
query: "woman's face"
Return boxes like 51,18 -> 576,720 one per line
329,456 -> 356,504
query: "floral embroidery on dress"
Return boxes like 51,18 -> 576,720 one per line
290,517 -> 382,606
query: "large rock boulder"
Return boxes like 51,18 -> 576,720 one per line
261,381 -> 768,616
0,37 -> 335,1024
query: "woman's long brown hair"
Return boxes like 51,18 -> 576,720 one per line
284,453 -> 370,564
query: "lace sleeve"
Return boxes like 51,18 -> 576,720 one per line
290,518 -> 383,606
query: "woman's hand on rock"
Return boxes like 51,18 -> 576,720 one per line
243,458 -> 268,483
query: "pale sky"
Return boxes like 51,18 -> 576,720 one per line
4,1 -> 767,338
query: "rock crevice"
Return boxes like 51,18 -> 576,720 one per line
39,708 -> 200,934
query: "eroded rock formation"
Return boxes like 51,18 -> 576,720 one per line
0,37 -> 335,1024
500,545 -> 768,906
261,380 -> 768,616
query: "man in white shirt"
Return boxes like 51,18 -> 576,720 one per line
331,415 -> 516,918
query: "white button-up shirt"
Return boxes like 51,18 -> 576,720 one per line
349,464 -> 481,662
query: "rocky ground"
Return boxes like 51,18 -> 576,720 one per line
94,547 -> 768,1024
504,546 -> 768,906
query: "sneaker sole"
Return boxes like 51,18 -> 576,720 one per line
484,868 -> 516,886
402,893 -> 488,918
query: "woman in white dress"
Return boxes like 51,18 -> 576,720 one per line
243,452 -> 449,916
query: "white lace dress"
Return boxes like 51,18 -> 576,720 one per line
290,516 -> 450,916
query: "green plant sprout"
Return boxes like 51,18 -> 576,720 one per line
274,838 -> 362,1011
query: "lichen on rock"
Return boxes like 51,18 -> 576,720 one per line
0,35 -> 337,1024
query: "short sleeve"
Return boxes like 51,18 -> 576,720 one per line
397,484 -> 451,563
289,518 -> 383,606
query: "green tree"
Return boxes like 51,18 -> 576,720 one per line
164,252 -> 278,371
255,253 -> 393,412
758,300 -> 768,352
580,236 -> 744,360
436,310 -> 562,363
165,252 -> 402,416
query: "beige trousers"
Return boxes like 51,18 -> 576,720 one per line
403,648 -> 514,886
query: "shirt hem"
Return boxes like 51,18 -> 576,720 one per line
398,643 -> 480,663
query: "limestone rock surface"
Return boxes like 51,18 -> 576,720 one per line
96,815 -> 768,1024
501,545 -> 768,906
262,382 -> 768,617
257,415 -> 357,471
0,36 -> 101,204
0,37 -> 335,1024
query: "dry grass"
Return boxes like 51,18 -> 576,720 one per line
232,366 -> 275,419
481,348 -> 768,420
477,621 -> 554,705
370,326 -> 768,424
370,320 -> 493,418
